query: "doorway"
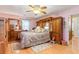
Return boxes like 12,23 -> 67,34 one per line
69,15 -> 79,49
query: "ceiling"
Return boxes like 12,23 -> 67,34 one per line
0,5 -> 76,19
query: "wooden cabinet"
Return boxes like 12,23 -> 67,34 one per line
52,17 -> 63,44
36,17 -> 63,44
37,20 -> 44,28
8,30 -> 19,42
37,17 -> 52,28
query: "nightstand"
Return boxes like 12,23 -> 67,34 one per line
8,30 -> 20,42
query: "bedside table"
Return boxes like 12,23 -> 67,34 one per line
8,30 -> 20,42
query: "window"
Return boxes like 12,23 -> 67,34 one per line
22,20 -> 30,30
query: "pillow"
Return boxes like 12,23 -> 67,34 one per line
44,26 -> 49,32
40,28 -> 45,32
34,26 -> 44,33
35,27 -> 41,32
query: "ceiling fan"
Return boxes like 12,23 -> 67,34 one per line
26,5 -> 47,15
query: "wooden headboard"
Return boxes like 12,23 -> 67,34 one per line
36,17 -> 52,28
36,17 -> 63,44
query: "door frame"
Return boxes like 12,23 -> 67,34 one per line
0,17 -> 8,53
69,15 -> 79,47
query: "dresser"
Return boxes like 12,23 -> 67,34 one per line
8,30 -> 19,42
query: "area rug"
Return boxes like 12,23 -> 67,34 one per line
10,41 -> 21,54
10,41 -> 21,50
31,42 -> 52,53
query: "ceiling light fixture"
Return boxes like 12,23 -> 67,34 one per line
26,5 -> 47,15
32,8 -> 41,14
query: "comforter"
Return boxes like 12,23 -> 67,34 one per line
20,32 -> 50,48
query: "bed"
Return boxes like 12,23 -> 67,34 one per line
20,31 -> 50,48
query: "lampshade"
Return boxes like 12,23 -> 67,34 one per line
44,22 -> 49,30
33,9 -> 40,14
44,26 -> 49,30
45,22 -> 49,27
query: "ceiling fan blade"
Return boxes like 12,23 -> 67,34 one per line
26,10 -> 32,12
41,6 -> 47,9
41,11 -> 47,14
29,5 -> 34,8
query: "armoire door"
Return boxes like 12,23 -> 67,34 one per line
52,17 -> 63,44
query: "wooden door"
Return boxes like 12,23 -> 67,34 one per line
0,18 -> 7,54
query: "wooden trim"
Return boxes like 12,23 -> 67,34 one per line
53,17 -> 63,20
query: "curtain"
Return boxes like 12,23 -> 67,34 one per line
22,20 -> 30,30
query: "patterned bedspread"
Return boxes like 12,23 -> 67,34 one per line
20,32 -> 50,48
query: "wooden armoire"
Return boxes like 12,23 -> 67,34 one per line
36,17 -> 63,44
52,17 -> 63,44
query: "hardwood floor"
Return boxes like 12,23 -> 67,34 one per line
5,37 -> 79,54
